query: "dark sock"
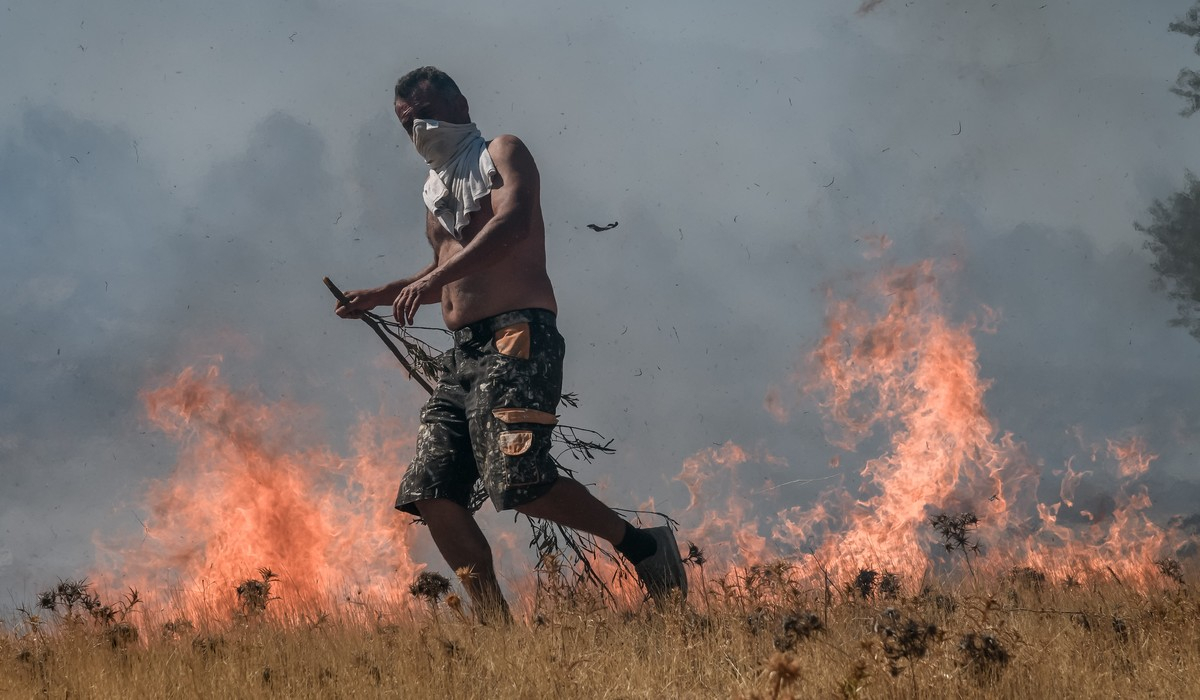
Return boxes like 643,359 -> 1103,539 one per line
614,521 -> 657,564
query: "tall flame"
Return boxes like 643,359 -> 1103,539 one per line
94,364 -> 422,617
676,260 -> 1194,589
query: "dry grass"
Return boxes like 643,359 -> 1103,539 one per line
3,566 -> 1198,699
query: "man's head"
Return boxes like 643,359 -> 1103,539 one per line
394,66 -> 470,135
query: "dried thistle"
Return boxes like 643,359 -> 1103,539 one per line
38,578 -> 103,620
107,622 -> 139,650
1154,557 -> 1185,585
878,571 -> 901,599
774,611 -> 823,651
36,589 -> 56,612
745,560 -> 794,600
445,593 -> 469,623
958,631 -> 1009,681
850,569 -> 877,599
410,571 -> 452,604
454,566 -> 477,585
236,568 -> 278,615
34,577 -> 137,629
875,608 -> 940,677
746,606 -> 771,636
930,511 -> 981,580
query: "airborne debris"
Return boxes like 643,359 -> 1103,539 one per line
586,221 -> 618,231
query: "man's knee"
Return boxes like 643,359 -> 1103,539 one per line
510,485 -> 558,517
415,499 -> 495,564
414,497 -> 468,521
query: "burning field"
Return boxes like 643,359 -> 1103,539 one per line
3,259 -> 1198,698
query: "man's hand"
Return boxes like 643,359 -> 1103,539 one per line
392,272 -> 441,325
335,288 -> 383,319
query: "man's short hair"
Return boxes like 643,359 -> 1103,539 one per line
395,66 -> 462,102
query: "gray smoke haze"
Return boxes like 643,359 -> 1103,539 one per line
3,0 -> 1199,604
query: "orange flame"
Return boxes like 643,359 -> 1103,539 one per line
94,364 -> 422,618
675,260 -> 1195,590
1108,436 -> 1156,479
96,257 -> 1196,618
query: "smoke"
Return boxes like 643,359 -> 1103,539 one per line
3,0 -> 1200,605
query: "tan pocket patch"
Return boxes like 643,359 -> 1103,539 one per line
494,323 -> 531,359
498,430 -> 534,456
493,408 -> 558,426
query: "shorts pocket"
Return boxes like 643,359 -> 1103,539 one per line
498,430 -> 534,456
492,407 -> 558,426
493,323 -> 531,359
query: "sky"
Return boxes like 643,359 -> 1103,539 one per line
2,0 -> 1199,606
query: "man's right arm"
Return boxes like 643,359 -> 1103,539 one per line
333,213 -> 441,319
334,261 -> 437,318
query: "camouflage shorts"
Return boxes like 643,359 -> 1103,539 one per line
395,308 -> 564,515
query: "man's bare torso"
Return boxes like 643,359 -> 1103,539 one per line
427,141 -> 558,330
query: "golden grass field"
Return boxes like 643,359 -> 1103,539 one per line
2,561 -> 1197,699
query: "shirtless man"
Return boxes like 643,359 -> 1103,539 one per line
336,67 -> 685,618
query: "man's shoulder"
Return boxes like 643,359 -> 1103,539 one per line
486,134 -> 538,176
488,133 -> 524,148
487,133 -> 530,159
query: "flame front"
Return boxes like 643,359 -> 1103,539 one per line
676,260 -> 1193,589
95,258 -> 1194,617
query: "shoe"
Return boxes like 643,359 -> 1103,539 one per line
633,526 -> 688,602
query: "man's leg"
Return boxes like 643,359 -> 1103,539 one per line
513,478 -> 688,601
512,477 -> 625,544
414,497 -> 510,622
473,314 -> 685,599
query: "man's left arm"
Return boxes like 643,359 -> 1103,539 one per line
393,135 -> 538,324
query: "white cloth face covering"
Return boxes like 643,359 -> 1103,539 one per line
411,119 -> 499,239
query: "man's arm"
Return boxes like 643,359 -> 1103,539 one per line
392,134 -> 538,324
335,211 -> 443,319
